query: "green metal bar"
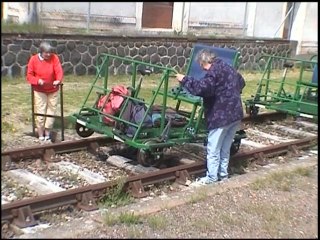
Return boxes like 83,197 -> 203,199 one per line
175,99 -> 181,111
270,95 -> 318,106
128,139 -> 193,149
260,54 -> 318,65
31,87 -> 35,136
267,106 -> 317,119
183,103 -> 199,136
80,53 -> 179,143
161,70 -> 170,131
254,56 -> 272,102
194,104 -> 204,134
115,87 -> 150,128
131,62 -> 137,88
132,71 -> 167,141
59,84 -> 65,141
103,56 -> 109,94
116,64 -> 139,121
92,85 -> 112,92
294,61 -> 305,100
300,87 -> 309,102
156,91 -> 202,104
232,51 -> 241,68
78,56 -> 109,114
99,53 -> 177,73
276,66 -> 289,98
264,59 -> 272,100
255,54 -> 318,103
185,49 -> 195,75
116,95 -> 131,122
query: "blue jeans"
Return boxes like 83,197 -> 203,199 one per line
205,120 -> 241,182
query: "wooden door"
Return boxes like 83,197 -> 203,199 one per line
142,2 -> 174,29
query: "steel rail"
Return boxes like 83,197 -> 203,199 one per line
1,137 -> 116,165
1,112 -> 287,164
1,135 -> 317,227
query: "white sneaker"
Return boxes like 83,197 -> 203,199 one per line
190,177 -> 216,187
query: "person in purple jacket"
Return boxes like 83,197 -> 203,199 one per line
176,48 -> 245,185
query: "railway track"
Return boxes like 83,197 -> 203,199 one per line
1,112 -> 287,165
1,112 -> 318,235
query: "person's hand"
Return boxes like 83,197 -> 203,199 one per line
53,80 -> 60,87
176,74 -> 185,82
38,79 -> 44,85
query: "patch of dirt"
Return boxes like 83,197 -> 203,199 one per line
79,162 -> 318,239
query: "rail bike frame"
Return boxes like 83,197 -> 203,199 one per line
70,44 -> 246,166
245,55 -> 318,120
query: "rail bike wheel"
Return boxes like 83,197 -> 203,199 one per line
230,139 -> 241,155
246,105 -> 259,117
137,140 -> 164,167
75,122 -> 94,138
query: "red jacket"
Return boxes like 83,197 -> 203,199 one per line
26,53 -> 64,93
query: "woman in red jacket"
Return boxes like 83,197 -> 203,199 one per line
26,41 -> 64,141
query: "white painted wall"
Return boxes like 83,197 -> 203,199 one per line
245,2 -> 257,37
135,2 -> 143,30
1,1 -> 318,54
172,2 -> 184,32
38,2 -> 137,30
253,2 -> 285,38
91,2 -> 136,16
40,2 -> 89,14
40,2 -> 135,16
299,2 -> 318,54
3,2 -> 30,23
290,2 -> 318,54
188,2 -> 246,25
302,2 -> 318,41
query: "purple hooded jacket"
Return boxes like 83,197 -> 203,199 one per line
181,58 -> 245,130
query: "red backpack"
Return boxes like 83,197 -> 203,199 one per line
97,85 -> 129,125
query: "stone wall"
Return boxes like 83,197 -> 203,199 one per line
1,33 -> 298,78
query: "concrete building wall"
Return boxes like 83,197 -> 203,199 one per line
302,2 -> 318,41
2,2 -> 29,23
40,2 -> 89,14
2,2 -> 317,54
289,2 -> 318,54
41,2 -> 136,17
253,2 -> 285,38
38,2 -> 137,31
188,2 -> 246,24
187,2 -> 246,36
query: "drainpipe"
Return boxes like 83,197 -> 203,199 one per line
243,2 -> 248,37
30,2 -> 38,24
287,2 -> 295,39
273,3 -> 294,38
86,2 -> 91,33
180,2 -> 185,34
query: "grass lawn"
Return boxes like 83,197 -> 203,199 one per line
1,68 -> 309,134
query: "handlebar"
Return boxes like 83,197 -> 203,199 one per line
38,82 -> 63,87
137,68 -> 152,76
